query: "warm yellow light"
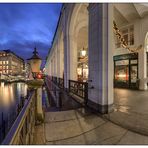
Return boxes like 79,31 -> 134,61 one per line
77,68 -> 82,75
117,74 -> 126,78
81,50 -> 86,57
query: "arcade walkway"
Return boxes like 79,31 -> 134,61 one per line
33,88 -> 148,145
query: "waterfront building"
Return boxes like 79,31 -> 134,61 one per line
45,3 -> 148,113
0,50 -> 25,76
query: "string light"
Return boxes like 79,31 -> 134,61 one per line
113,21 -> 142,53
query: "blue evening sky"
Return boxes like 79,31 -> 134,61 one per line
0,3 -> 62,67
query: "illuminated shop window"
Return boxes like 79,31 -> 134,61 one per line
77,48 -> 88,82
115,60 -> 129,82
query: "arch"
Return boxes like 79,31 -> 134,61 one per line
66,3 -> 89,81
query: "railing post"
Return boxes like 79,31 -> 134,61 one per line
57,91 -> 62,108
84,83 -> 88,106
68,80 -> 70,92
2,112 -> 5,139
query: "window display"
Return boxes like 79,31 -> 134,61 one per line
115,65 -> 129,82
77,48 -> 88,82
114,54 -> 138,88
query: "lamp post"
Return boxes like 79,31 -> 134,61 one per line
27,47 -> 42,79
27,47 -> 44,124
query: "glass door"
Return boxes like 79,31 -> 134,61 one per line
130,64 -> 138,88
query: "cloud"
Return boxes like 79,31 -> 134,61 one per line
0,3 -> 62,68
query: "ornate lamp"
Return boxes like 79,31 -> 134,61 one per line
27,47 -> 42,79
81,48 -> 86,57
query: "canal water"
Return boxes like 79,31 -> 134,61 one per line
0,82 -> 28,143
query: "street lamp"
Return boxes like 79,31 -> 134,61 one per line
27,47 -> 42,79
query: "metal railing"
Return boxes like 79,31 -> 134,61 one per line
69,80 -> 88,104
2,90 -> 36,145
57,78 -> 64,89
45,76 -> 62,108
46,76 -> 88,105
0,95 -> 29,144
52,76 -> 58,85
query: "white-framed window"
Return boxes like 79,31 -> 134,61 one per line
116,25 -> 134,48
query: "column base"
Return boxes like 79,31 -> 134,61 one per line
87,99 -> 113,114
139,79 -> 148,90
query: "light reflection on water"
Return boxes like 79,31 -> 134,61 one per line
0,82 -> 28,110
0,82 -> 28,143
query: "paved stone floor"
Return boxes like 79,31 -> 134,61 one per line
44,83 -> 82,112
104,88 -> 148,136
33,108 -> 148,145
33,88 -> 148,145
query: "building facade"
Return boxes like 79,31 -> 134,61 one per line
45,3 -> 148,113
0,50 -> 25,76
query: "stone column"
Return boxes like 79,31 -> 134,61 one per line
53,53 -> 56,77
55,48 -> 58,77
63,35 -> 70,88
57,41 -> 61,78
36,87 -> 44,122
69,34 -> 78,81
87,4 -> 114,113
60,38 -> 64,78
138,48 -> 147,90
49,61 -> 51,76
51,59 -> 54,77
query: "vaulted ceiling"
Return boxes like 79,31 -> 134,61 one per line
114,3 -> 148,27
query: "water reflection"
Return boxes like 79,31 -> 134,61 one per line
0,82 -> 28,109
0,82 -> 28,143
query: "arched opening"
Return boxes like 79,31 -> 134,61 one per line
68,4 -> 89,82
76,26 -> 88,82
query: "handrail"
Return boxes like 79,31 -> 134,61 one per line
2,90 -> 35,145
69,80 -> 88,105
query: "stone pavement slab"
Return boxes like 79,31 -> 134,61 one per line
33,124 -> 45,144
45,113 -> 106,142
104,88 -> 148,136
118,131 -> 148,145
41,108 -> 148,145
45,108 -> 92,123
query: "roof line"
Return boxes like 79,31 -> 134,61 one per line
2,49 -> 24,62
46,3 -> 64,59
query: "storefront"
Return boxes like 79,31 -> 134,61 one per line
114,53 -> 138,89
77,48 -> 88,82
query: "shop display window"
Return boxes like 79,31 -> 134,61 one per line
115,65 -> 129,82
